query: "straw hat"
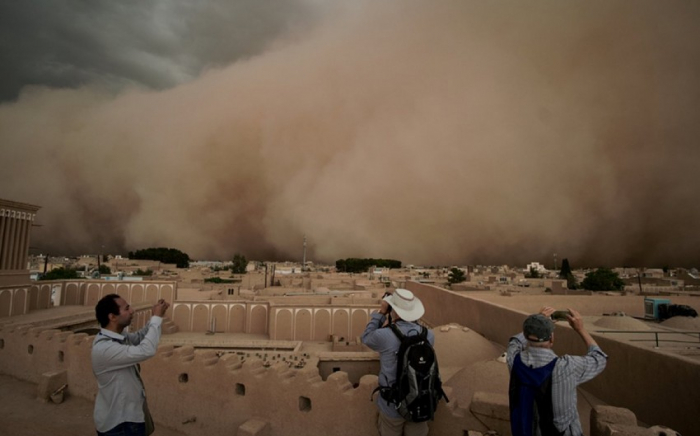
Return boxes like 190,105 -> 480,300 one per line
384,288 -> 425,322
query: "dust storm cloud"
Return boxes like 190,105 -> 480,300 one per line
1,1 -> 699,267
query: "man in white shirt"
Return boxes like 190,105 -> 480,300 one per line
92,294 -> 170,436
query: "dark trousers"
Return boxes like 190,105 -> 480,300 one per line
97,422 -> 146,436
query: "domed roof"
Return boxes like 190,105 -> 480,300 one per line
660,316 -> 700,330
593,315 -> 650,331
443,360 -> 510,408
433,323 -> 503,380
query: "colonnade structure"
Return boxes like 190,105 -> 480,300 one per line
0,198 -> 40,287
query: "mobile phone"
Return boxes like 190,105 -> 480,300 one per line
551,310 -> 570,321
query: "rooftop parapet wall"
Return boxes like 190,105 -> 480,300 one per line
48,279 -> 177,307
0,306 -> 677,435
170,300 -> 384,342
0,323 -> 489,436
405,281 -> 700,436
0,283 -> 52,317
269,305 -> 377,342
171,301 -> 269,335
0,305 -> 154,383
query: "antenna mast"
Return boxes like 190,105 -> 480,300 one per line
302,235 -> 307,271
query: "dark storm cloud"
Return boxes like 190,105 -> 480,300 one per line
0,0 -> 317,101
1,0 -> 699,268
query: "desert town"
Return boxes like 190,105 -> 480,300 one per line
1,197 -> 698,436
2,2 -> 700,435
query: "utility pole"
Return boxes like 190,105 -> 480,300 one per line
302,235 -> 307,271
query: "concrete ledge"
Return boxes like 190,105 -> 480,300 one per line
470,391 -> 510,421
470,391 -> 510,436
37,370 -> 67,402
238,418 -> 270,436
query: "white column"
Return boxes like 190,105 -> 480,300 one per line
2,212 -> 16,270
16,214 -> 28,270
0,210 -> 6,270
21,214 -> 34,270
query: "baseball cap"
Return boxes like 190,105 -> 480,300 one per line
523,314 -> 554,342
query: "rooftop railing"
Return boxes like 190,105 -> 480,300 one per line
596,330 -> 700,347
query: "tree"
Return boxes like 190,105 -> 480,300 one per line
231,254 -> 248,274
559,258 -> 578,289
98,264 -> 111,275
40,267 -> 79,281
447,268 -> 466,284
128,247 -> 190,268
581,268 -> 625,291
335,258 -> 402,273
559,259 -> 572,278
526,267 -> 541,279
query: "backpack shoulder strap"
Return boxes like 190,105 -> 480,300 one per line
389,322 -> 406,341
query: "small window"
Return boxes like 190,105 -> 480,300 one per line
0,339 -> 4,349
235,383 -> 245,396
299,396 -> 311,412
179,373 -> 189,383
28,345 -> 34,354
58,351 -> 64,362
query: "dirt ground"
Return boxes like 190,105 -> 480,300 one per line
0,374 -> 185,436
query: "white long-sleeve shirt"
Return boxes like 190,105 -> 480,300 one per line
92,316 -> 162,432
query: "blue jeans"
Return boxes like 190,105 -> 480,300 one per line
97,422 -> 146,436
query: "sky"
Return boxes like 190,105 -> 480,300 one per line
1,0 -> 699,268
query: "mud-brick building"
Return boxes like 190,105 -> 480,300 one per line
0,198 -> 41,315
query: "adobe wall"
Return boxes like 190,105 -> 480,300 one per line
169,300 -> 382,342
0,305 -> 153,384
0,293 -> 681,435
171,301 -> 269,334
268,305 -> 376,341
317,355 -> 380,384
0,324 -> 491,436
0,283 -> 52,317
52,280 -> 177,307
405,282 -> 700,436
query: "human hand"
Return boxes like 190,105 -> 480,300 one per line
539,306 -> 555,318
152,299 -> 170,317
379,299 -> 391,316
566,308 -> 585,332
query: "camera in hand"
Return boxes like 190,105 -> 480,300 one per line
551,310 -> 570,321
382,292 -> 393,313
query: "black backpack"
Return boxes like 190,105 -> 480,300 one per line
374,323 -> 449,422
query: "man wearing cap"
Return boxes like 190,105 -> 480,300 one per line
507,307 -> 607,436
361,288 -> 434,436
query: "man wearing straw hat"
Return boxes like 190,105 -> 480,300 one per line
362,288 -> 434,436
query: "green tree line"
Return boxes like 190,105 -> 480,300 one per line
335,258 -> 401,273
128,247 -> 190,268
